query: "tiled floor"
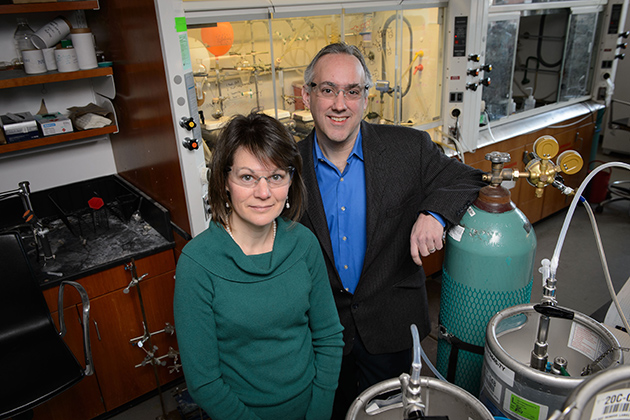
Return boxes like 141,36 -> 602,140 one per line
105,147 -> 630,420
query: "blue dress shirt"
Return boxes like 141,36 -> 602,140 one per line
313,132 -> 366,294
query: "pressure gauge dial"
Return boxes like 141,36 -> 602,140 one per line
534,135 -> 559,159
556,150 -> 583,175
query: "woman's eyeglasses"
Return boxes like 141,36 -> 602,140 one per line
228,166 -> 294,188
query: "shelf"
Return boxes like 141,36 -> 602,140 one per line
0,67 -> 113,89
0,124 -> 117,154
0,1 -> 99,14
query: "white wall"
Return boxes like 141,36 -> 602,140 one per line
0,138 -> 116,193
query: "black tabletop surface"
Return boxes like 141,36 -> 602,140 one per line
0,175 -> 175,289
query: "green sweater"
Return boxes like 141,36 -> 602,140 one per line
174,218 -> 344,420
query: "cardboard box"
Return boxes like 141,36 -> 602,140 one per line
35,113 -> 74,136
0,112 -> 39,143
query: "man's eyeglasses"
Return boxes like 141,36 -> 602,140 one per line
309,82 -> 368,101
227,166 -> 294,188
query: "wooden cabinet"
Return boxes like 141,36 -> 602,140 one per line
34,250 -> 181,419
0,1 -> 118,155
89,270 -> 179,410
0,1 -> 100,14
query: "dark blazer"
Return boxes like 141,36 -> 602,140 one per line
298,121 -> 486,355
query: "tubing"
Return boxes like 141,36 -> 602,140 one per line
410,324 -> 422,383
549,162 -> 630,275
411,324 -> 447,382
421,342 -> 447,382
581,198 -> 630,335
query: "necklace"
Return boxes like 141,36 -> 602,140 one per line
225,220 -> 277,242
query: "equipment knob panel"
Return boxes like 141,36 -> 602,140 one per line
179,116 -> 197,131
182,137 -> 199,151
467,68 -> 480,77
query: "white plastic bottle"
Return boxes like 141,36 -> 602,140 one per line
524,87 -> 536,111
13,18 -> 35,68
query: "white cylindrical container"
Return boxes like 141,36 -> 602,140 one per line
22,49 -> 47,74
55,47 -> 79,73
43,47 -> 57,71
31,16 -> 72,50
70,28 -> 97,70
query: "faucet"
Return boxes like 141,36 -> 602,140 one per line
0,181 -> 54,261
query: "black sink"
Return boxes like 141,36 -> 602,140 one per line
0,175 -> 175,287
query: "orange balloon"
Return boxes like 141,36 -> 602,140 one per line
201,22 -> 234,57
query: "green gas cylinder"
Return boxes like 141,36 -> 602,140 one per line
436,184 -> 536,396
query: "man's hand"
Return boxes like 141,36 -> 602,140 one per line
410,213 -> 445,266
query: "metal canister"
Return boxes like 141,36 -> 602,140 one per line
553,365 -> 630,420
346,376 -> 494,420
479,303 -> 623,420
438,185 -> 536,395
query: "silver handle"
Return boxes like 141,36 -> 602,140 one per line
93,319 -> 102,341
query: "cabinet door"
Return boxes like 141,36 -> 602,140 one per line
88,270 -> 181,411
42,250 -> 176,310
32,306 -> 106,420
125,269 -> 182,389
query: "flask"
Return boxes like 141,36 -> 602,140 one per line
13,18 -> 35,68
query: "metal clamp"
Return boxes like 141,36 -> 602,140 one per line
129,322 -> 175,345
123,272 -> 148,294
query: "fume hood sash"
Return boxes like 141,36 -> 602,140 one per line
185,5 -> 271,25
489,0 -> 608,14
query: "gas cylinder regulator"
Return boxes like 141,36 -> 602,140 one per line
482,135 -> 583,197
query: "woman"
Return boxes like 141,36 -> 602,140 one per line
174,112 -> 344,420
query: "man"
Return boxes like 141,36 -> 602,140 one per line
298,42 -> 486,417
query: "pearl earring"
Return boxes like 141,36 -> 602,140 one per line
285,200 -> 290,209
226,202 -> 230,209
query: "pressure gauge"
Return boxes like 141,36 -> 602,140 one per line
556,150 -> 583,175
534,135 -> 559,159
